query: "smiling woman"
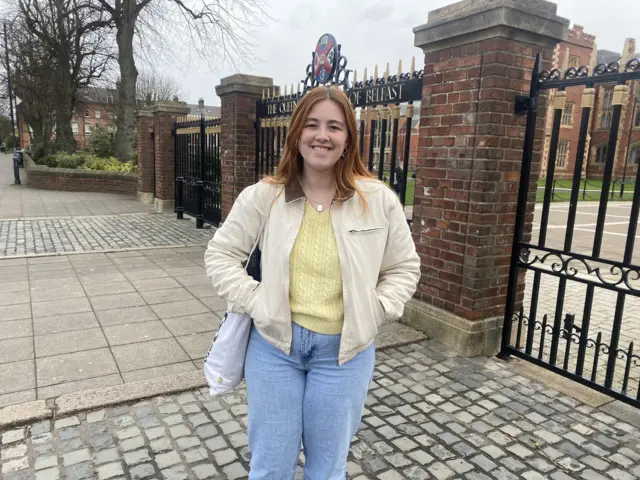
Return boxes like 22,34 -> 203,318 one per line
204,85 -> 421,478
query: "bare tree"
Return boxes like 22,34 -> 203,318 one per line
4,19 -> 57,155
89,0 -> 265,161
15,0 -> 114,152
136,70 -> 182,106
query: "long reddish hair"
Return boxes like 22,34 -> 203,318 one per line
264,85 -> 373,203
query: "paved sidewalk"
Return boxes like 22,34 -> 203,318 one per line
0,155 -> 149,220
0,247 -> 219,407
0,246 -> 425,409
1,342 -> 639,480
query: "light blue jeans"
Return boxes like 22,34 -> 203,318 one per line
244,322 -> 376,479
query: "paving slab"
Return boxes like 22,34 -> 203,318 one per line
111,338 -> 191,372
32,312 -> 99,336
0,360 -> 35,396
36,348 -> 118,387
102,321 -> 173,346
0,320 -> 33,340
176,332 -> 216,360
34,328 -> 108,357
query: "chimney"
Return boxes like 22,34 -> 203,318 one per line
198,98 -> 204,110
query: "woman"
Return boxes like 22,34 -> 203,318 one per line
205,85 -> 420,479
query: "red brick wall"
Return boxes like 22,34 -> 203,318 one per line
219,93 -> 260,219
26,166 -> 137,195
586,83 -> 640,180
413,38 -> 553,321
360,115 -> 418,174
136,115 -> 155,195
552,35 -> 595,179
154,115 -> 175,201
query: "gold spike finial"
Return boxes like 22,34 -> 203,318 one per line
385,62 -> 390,79
291,84 -> 294,96
397,59 -> 402,77
297,83 -> 301,94
284,85 -> 288,96
374,64 -> 378,80
410,57 -> 415,75
261,88 -> 265,100
353,69 -> 358,84
363,67 -> 368,83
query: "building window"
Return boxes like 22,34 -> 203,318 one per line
95,109 -> 101,119
85,124 -> 91,136
630,145 -> 640,165
600,88 -> 613,129
84,109 -> 90,118
557,140 -> 569,167
570,55 -> 580,68
635,111 -> 640,128
595,145 -> 608,164
562,103 -> 574,126
71,122 -> 78,135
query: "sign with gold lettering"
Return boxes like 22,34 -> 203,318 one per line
257,77 -> 422,118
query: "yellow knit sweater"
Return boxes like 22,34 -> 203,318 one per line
289,201 -> 344,335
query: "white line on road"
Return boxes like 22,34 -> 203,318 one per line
533,221 -> 630,230
544,209 -> 631,219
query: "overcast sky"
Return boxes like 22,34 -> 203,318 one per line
171,0 -> 639,106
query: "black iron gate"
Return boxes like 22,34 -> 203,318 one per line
174,115 -> 221,227
254,34 -> 423,222
501,55 -> 640,406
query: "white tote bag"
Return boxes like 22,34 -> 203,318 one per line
204,191 -> 274,397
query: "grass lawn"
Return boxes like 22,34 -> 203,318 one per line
380,170 -> 415,206
536,178 -> 636,203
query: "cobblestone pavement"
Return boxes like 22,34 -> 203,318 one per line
0,156 -> 150,220
1,342 -> 639,480
0,214 -> 213,257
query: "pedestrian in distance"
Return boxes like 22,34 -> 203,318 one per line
205,85 -> 420,479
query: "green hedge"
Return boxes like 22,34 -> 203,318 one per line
35,153 -> 137,173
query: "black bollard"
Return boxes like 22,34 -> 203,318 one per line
195,180 -> 204,229
13,150 -> 21,185
175,177 -> 184,219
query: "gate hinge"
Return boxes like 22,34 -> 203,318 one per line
515,95 -> 531,115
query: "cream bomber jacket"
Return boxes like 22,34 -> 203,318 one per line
204,178 -> 421,365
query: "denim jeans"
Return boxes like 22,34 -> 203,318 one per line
244,322 -> 376,479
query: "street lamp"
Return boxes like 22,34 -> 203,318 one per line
3,21 -> 20,184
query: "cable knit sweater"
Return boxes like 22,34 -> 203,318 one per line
289,201 -> 344,335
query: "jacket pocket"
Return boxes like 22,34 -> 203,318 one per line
371,289 -> 386,327
347,225 -> 387,235
246,282 -> 263,319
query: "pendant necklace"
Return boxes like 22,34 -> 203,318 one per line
300,183 -> 335,212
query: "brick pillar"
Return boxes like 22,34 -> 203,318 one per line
151,102 -> 189,212
403,0 -> 568,356
135,109 -> 155,204
215,74 -> 274,220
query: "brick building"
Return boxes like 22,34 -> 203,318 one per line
359,103 -> 420,178
18,92 -> 220,152
541,27 -> 639,180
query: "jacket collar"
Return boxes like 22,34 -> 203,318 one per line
284,178 -> 355,203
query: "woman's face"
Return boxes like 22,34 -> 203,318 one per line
298,99 -> 348,174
